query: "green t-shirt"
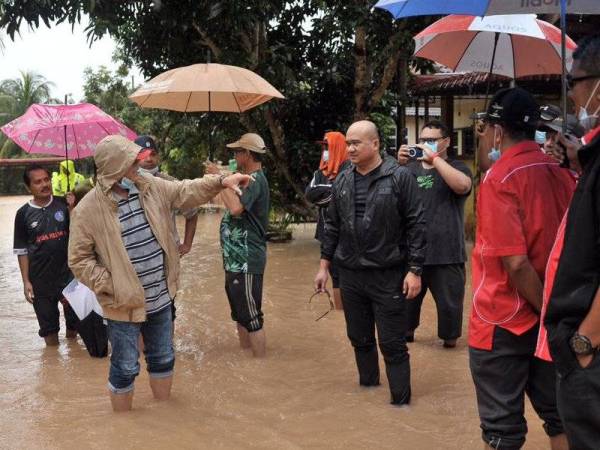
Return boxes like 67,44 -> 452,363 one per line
220,169 -> 270,274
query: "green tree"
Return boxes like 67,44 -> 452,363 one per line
0,70 -> 56,158
0,1 -> 433,213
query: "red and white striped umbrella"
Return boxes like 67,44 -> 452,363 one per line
413,14 -> 577,79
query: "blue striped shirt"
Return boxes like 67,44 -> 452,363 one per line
115,186 -> 171,314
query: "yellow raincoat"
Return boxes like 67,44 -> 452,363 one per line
52,160 -> 86,196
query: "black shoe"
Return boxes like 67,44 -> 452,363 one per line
443,339 -> 457,348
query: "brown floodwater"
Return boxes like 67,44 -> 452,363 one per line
0,195 -> 550,449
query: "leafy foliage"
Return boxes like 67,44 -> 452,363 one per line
0,1 -> 435,213
0,70 -> 56,158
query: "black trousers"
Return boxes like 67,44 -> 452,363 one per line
33,294 -> 79,337
469,326 -> 563,450
406,263 -> 465,340
556,351 -> 600,450
339,266 -> 410,405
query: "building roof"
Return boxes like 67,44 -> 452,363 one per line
410,72 -> 562,97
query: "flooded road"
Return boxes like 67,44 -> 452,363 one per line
0,195 -> 549,449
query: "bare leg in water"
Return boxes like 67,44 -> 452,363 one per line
150,376 -> 173,401
237,323 -> 251,349
44,333 -> 59,346
248,329 -> 266,358
110,391 -> 133,412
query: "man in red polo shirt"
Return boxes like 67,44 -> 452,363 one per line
469,87 -> 574,450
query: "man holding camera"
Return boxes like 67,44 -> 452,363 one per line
397,120 -> 472,348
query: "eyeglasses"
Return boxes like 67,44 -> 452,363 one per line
566,74 -> 600,90
308,290 -> 334,321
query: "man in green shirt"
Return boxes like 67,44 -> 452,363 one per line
207,133 -> 270,357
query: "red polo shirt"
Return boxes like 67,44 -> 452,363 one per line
535,211 -> 569,361
469,141 -> 575,350
582,126 -> 600,145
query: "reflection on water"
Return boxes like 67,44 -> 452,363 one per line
0,195 -> 548,449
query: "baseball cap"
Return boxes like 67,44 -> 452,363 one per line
539,114 -> 585,138
134,135 -> 157,160
484,87 -> 540,130
226,133 -> 266,154
539,104 -> 562,122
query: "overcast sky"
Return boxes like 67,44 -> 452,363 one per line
0,17 -> 143,102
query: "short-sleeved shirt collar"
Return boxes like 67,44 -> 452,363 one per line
496,140 -> 541,165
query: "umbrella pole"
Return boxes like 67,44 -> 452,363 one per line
64,124 -> 70,193
484,32 -> 500,109
560,0 -> 568,133
208,92 -> 213,161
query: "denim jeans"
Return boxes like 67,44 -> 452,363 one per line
107,306 -> 175,394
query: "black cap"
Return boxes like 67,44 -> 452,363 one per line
539,114 -> 585,138
485,87 -> 540,130
134,135 -> 158,152
539,104 -> 562,122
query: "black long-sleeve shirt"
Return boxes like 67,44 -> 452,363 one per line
546,130 -> 600,375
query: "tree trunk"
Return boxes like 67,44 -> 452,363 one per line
263,108 -> 312,211
353,25 -> 369,121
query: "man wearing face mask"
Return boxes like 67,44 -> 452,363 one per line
469,87 -> 574,450
68,135 -> 253,412
135,135 -> 199,257
544,34 -> 600,450
397,120 -> 472,348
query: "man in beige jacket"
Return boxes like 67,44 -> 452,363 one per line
69,135 -> 252,412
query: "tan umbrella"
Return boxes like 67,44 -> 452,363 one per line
129,63 -> 284,112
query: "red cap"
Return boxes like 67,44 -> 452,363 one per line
136,149 -> 153,161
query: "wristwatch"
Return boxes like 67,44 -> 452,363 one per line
569,331 -> 597,355
218,174 -> 227,186
408,266 -> 422,277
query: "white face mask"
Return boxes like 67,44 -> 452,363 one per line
139,166 -> 159,176
118,168 -> 140,190
322,150 -> 329,162
119,177 -> 135,190
578,79 -> 600,132
534,130 -> 547,145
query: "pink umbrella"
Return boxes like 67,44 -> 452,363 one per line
413,14 -> 577,79
0,103 -> 137,159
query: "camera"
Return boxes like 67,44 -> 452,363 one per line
408,145 -> 423,159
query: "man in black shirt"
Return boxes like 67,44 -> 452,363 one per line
13,165 -> 77,346
545,34 -> 600,450
398,120 -> 472,348
314,120 -> 426,405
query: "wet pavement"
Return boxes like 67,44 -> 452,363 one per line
0,195 -> 549,449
